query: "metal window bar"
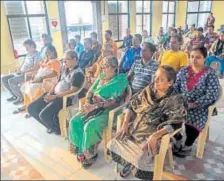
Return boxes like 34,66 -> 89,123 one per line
108,0 -> 130,42
136,0 -> 152,35
5,0 -> 50,57
162,1 -> 176,31
186,0 -> 212,27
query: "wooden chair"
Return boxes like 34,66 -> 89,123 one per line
115,113 -> 182,180
196,85 -> 223,158
58,81 -> 85,139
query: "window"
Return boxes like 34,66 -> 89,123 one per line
135,1 -> 152,35
4,1 -> 50,56
108,1 -> 130,41
162,1 -> 176,33
186,1 -> 212,27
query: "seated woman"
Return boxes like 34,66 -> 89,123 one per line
107,66 -> 187,180
27,51 -> 85,135
13,45 -> 60,117
158,34 -> 188,72
205,31 -> 224,79
173,46 -> 220,157
84,43 -> 114,90
68,56 -> 129,168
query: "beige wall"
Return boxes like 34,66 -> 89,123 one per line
1,2 -> 16,74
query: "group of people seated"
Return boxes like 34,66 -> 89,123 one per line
1,12 -> 223,180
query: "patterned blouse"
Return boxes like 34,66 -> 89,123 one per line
174,66 -> 220,131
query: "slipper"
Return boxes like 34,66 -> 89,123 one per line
13,107 -> 26,114
120,164 -> 133,178
25,114 -> 31,119
81,153 -> 98,169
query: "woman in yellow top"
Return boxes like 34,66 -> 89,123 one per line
158,34 -> 188,72
13,45 -> 61,117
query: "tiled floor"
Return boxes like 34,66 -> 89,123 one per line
1,135 -> 44,180
1,79 -> 224,180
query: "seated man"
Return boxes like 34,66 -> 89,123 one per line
27,50 -> 85,135
142,30 -> 154,45
104,30 -> 118,56
204,25 -> 219,51
90,32 -> 102,60
119,34 -> 142,73
185,24 -> 197,39
79,38 -> 95,69
119,28 -> 133,49
127,42 -> 159,94
206,30 -> 224,78
40,34 -> 53,60
2,39 -> 41,105
75,35 -> 84,56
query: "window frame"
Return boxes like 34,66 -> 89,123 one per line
108,0 -> 130,42
5,0 -> 50,57
135,0 -> 153,35
186,0 -> 212,27
162,1 -> 176,32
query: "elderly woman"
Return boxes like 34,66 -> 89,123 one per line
68,56 -> 129,168
158,34 -> 188,72
107,66 -> 187,180
84,43 -> 114,91
173,46 -> 220,157
13,45 -> 60,117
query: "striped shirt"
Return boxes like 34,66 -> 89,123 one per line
130,58 -> 159,94
20,51 -> 41,73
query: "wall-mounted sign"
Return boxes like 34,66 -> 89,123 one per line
50,18 -> 61,32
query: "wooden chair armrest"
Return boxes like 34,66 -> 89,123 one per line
62,80 -> 85,110
62,91 -> 80,110
169,128 -> 182,138
107,103 -> 128,142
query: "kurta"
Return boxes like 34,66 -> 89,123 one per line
173,66 -> 220,131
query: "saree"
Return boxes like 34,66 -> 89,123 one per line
21,59 -> 60,106
107,85 -> 187,179
68,73 -> 129,157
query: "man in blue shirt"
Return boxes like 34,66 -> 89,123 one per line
79,38 -> 95,69
119,34 -> 142,73
75,35 -> 84,56
119,28 -> 133,49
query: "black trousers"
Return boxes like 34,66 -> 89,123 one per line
27,93 -> 72,134
175,124 -> 200,147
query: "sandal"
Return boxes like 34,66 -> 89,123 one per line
81,153 -> 98,169
25,114 -> 31,119
120,164 -> 133,178
13,107 -> 26,114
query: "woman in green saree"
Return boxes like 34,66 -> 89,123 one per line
68,56 -> 129,168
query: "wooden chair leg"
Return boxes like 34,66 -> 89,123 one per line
196,127 -> 208,159
103,130 -> 110,162
168,144 -> 174,170
58,110 -> 65,138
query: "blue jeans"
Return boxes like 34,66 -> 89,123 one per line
205,56 -> 224,75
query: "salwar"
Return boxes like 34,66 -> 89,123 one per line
206,56 -> 224,75
69,110 -> 109,155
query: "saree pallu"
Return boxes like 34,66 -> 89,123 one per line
107,85 -> 187,179
69,73 -> 129,156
